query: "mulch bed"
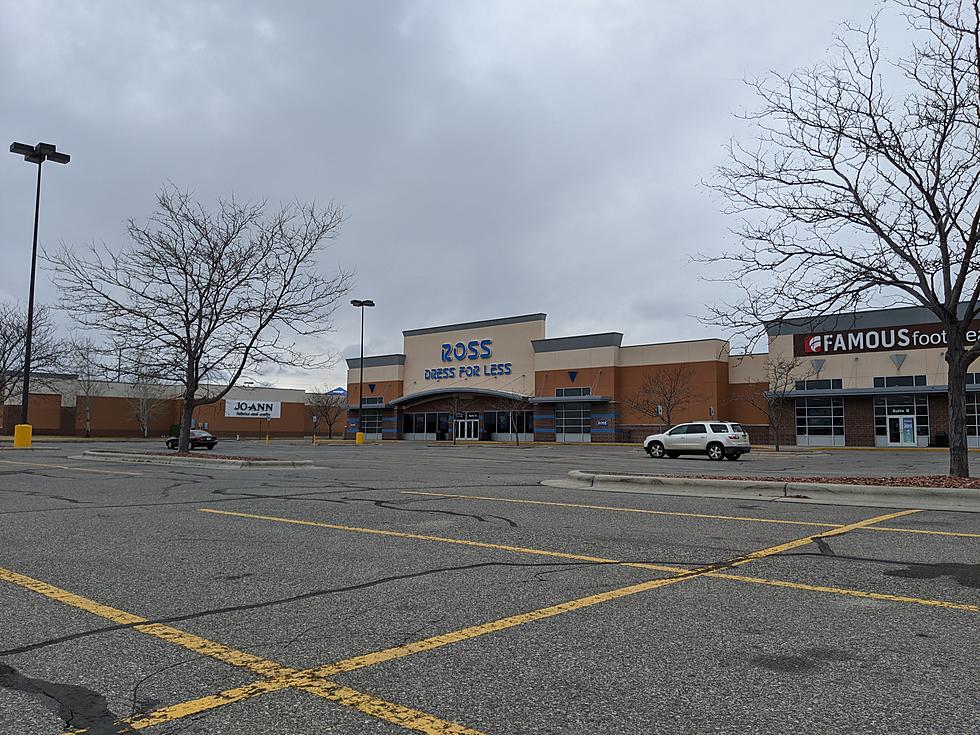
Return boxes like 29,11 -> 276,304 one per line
665,474 -> 980,489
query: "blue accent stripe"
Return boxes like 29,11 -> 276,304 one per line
592,427 -> 616,434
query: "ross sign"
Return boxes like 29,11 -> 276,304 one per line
424,337 -> 512,381
225,400 -> 281,419
596,419 -> 609,427
793,321 -> 980,357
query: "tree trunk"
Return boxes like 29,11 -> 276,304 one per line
178,397 -> 194,453
84,399 -> 92,438
946,347 -> 970,478
771,403 -> 781,452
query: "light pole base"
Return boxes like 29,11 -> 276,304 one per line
13,424 -> 33,448
355,431 -> 365,445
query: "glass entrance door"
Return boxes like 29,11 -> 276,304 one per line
454,418 -> 479,441
887,415 -> 916,446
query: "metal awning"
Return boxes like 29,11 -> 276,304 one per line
530,395 -> 612,404
388,387 -> 530,406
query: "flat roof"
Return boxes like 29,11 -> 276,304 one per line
532,333 -> 624,353
766,303 -> 962,336
346,354 -> 406,369
403,313 -> 546,337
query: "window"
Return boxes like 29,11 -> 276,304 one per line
874,396 -> 929,437
556,402 -> 591,435
667,425 -> 688,435
556,387 -> 591,397
873,375 -> 927,388
794,379 -> 843,391
687,424 -> 707,434
361,409 -> 382,435
425,413 -> 437,434
796,397 -> 844,436
361,396 -> 384,405
710,424 -> 729,433
967,394 -> 980,436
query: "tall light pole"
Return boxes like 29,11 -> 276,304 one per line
9,142 -> 70,436
350,299 -> 374,437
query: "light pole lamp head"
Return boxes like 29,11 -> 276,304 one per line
9,141 -> 70,165
351,299 -> 375,308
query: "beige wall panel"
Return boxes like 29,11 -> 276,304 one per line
618,339 -> 729,367
345,364 -> 405,385
533,346 -> 620,372
402,320 -> 544,397
729,353 -> 769,384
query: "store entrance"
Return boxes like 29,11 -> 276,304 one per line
454,418 -> 479,441
887,415 -> 916,446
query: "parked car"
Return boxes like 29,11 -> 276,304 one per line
644,421 -> 750,461
166,430 -> 218,451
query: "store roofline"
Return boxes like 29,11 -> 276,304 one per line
402,313 -> 546,337
782,384 -> 977,398
346,354 -> 406,369
766,302 -> 974,337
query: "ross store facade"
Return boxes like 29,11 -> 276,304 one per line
345,313 -> 769,443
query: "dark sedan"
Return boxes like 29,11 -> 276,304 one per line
166,430 -> 218,450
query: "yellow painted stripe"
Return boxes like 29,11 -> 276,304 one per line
116,507 -> 928,731
403,491 -> 975,541
196,508 -> 684,574
710,572 -> 980,613
0,458 -> 141,476
0,568 -> 484,734
400,491 -> 838,529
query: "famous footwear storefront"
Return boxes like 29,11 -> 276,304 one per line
345,313 -> 766,443
770,305 -> 980,448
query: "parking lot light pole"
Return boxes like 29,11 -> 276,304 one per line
350,299 -> 374,441
9,142 -> 70,445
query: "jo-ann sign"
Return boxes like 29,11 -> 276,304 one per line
794,322 -> 980,356
224,400 -> 281,419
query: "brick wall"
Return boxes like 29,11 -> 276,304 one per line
928,394 -> 950,445
844,397 -> 875,447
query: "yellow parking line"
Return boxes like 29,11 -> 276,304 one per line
0,458 -> 141,476
0,567 -> 484,734
403,491 -> 976,541
400,491 -> 837,529
709,573 -> 980,613
140,507 -> 920,730
196,508 -> 684,574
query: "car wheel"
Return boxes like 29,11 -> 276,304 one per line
666,452 -> 680,459
206,444 -> 215,450
647,442 -> 665,458
707,442 -> 725,461
167,440 -> 176,450
726,452 -> 741,461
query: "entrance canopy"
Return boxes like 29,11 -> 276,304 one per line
388,387 -> 530,407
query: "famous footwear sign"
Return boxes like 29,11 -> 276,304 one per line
793,322 -> 980,356
225,400 -> 281,419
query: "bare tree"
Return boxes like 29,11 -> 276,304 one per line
444,394 -> 469,445
66,338 -> 108,437
120,350 -> 173,438
45,185 -> 352,452
626,366 -> 696,428
493,393 -> 533,445
306,388 -> 347,440
0,302 -> 65,423
701,1 -> 980,476
730,356 -> 812,452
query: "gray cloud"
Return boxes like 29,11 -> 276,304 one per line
1,0 -> 884,389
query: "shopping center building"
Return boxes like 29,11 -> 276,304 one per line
345,313 -> 769,443
347,306 -> 979,447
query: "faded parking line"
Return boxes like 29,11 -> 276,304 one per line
0,458 -> 142,476
401,491 -> 980,540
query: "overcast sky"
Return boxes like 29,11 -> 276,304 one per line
1,0 -> 890,390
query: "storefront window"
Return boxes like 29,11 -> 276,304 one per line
873,395 -> 929,437
795,397 -> 844,436
794,379 -> 842,391
872,375 -> 927,388
361,409 -> 382,435
556,387 -> 591,397
556,402 -> 591,435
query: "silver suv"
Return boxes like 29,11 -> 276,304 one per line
644,421 -> 751,461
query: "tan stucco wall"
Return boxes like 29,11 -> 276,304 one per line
618,340 -> 729,367
729,353 -> 769,384
401,319 -> 543,397
345,364 -> 405,385
533,346 -> 620,372
768,334 -> 980,387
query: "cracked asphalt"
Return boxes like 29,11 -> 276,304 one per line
0,440 -> 978,734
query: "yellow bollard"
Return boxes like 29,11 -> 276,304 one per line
13,424 -> 32,449
265,433 -> 269,446
355,431 -> 365,445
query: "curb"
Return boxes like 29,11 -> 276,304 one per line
80,450 -> 314,470
559,470 -> 980,513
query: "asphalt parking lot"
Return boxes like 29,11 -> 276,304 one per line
1,441 -> 978,734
